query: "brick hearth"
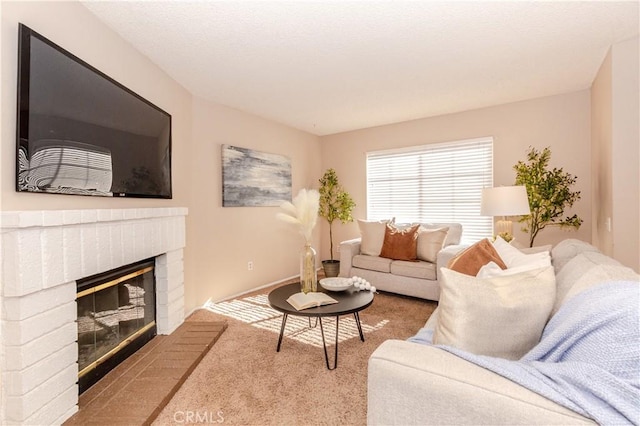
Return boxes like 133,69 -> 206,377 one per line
64,320 -> 227,426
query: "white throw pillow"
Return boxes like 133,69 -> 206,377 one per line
416,227 -> 449,263
358,219 -> 393,256
492,236 -> 551,270
476,260 -> 552,278
519,244 -> 552,255
434,266 -> 556,360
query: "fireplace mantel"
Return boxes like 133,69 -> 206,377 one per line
1,207 -> 188,425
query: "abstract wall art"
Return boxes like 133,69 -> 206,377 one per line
222,144 -> 292,207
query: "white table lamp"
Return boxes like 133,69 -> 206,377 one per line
481,186 -> 531,239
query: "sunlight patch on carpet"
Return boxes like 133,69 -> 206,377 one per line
204,293 -> 388,348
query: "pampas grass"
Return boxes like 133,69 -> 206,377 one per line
277,189 -> 320,244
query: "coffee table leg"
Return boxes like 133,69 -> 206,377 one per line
354,312 -> 365,341
319,316 -> 340,370
276,313 -> 288,352
334,316 -> 339,365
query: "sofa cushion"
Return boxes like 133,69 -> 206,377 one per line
552,250 -> 639,315
416,227 -> 449,263
551,238 -> 600,273
353,254 -> 392,273
380,223 -> 420,261
447,238 -> 507,276
390,260 -> 437,280
358,219 -> 393,256
434,266 -> 556,360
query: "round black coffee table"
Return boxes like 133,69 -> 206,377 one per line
268,282 -> 374,370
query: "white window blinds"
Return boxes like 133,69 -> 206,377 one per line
366,137 -> 493,244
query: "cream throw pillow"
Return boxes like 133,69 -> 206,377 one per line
416,227 -> 449,263
434,266 -> 556,360
358,219 -> 393,256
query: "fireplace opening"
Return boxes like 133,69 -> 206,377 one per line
76,258 -> 157,394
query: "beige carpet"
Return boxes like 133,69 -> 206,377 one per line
153,285 -> 436,425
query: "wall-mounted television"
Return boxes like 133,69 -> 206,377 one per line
16,24 -> 172,198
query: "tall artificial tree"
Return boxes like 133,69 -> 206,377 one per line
318,168 -> 356,261
514,146 -> 583,247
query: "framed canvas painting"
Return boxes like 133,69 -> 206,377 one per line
222,144 -> 292,207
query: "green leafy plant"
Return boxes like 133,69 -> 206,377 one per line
514,146 -> 583,247
318,168 -> 356,261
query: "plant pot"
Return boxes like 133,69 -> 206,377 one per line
322,260 -> 340,278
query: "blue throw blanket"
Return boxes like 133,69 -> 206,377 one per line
412,281 -> 640,425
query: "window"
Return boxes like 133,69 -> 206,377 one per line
366,137 -> 493,244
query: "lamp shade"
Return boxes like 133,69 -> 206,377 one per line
481,186 -> 530,216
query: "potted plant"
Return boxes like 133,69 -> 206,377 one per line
513,146 -> 583,247
318,168 -> 356,277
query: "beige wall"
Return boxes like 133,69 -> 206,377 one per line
592,37 -> 640,272
319,91 -> 592,256
187,97 -> 321,306
591,50 -> 614,257
0,1 -> 322,312
611,37 -> 639,272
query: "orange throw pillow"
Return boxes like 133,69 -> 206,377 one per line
379,224 -> 420,261
447,238 -> 507,276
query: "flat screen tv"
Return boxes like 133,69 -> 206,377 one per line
16,24 -> 172,198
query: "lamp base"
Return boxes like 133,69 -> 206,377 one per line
495,219 -> 513,242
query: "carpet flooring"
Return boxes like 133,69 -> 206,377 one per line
152,284 -> 437,425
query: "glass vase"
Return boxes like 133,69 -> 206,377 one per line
300,243 -> 318,294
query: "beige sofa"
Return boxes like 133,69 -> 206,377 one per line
338,223 -> 463,301
367,239 -> 640,425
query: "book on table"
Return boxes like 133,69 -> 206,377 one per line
286,292 -> 339,311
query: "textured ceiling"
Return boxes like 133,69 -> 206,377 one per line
82,1 -> 639,136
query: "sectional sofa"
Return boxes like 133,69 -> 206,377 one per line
367,239 -> 640,425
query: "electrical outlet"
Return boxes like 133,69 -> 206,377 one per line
247,261 -> 254,271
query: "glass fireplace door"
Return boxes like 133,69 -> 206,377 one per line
76,258 -> 156,392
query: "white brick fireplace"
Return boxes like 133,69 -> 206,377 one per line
0,207 -> 188,425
